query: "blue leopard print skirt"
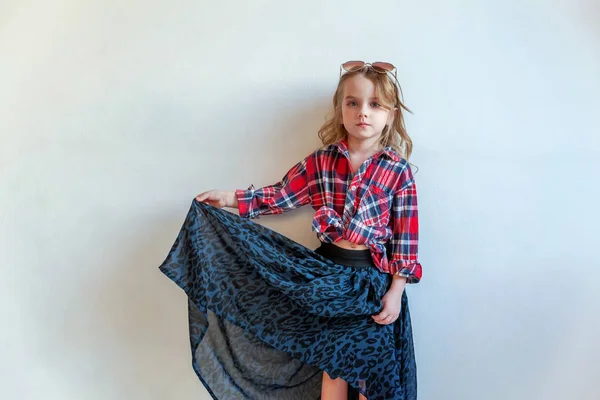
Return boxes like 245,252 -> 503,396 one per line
159,200 -> 417,399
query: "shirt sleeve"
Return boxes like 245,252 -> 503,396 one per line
387,165 -> 422,283
235,155 -> 312,219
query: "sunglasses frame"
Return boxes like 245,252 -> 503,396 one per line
340,61 -> 396,78
339,60 -> 406,104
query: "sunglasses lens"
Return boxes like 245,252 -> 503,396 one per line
342,61 -> 365,71
372,62 -> 395,72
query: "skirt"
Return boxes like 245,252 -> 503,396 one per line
159,200 -> 417,400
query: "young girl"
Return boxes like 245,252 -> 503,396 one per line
160,61 -> 421,400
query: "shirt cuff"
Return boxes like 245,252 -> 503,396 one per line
388,259 -> 422,284
236,184 -> 258,219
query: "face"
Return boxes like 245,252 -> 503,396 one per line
341,74 -> 394,144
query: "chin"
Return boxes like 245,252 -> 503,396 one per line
347,130 -> 380,141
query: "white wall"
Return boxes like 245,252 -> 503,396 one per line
1,1 -> 598,399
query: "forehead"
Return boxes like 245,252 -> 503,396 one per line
342,74 -> 378,97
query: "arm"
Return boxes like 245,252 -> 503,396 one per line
235,155 -> 312,219
387,172 -> 422,284
372,166 -> 422,325
196,154 -> 312,215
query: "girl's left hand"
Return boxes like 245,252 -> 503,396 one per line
372,288 -> 403,325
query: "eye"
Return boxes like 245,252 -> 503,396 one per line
370,102 -> 381,107
347,101 -> 357,106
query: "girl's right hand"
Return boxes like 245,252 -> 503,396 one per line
195,190 -> 237,209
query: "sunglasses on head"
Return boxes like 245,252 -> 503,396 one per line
339,61 -> 397,78
339,60 -> 405,103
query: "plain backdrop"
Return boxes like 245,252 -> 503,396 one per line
1,1 -> 599,399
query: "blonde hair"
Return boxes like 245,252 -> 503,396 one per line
318,66 -> 414,160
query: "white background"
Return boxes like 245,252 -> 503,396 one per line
1,1 -> 598,399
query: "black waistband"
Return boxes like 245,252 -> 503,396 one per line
315,242 -> 375,268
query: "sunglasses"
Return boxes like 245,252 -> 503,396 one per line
339,61 -> 397,78
339,60 -> 406,103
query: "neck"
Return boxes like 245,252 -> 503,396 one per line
346,136 -> 383,158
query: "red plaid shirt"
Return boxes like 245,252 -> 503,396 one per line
236,139 -> 422,283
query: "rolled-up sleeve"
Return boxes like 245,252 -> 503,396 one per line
387,168 -> 422,283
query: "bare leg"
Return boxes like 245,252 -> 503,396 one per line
321,371 -> 348,400
358,393 -> 368,400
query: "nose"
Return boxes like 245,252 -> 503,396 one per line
358,104 -> 369,118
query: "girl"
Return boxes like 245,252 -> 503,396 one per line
160,61 -> 421,400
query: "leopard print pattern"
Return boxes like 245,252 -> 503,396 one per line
159,200 -> 417,399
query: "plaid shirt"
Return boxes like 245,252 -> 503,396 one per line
236,139 -> 422,283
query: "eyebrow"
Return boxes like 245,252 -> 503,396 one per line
344,96 -> 381,100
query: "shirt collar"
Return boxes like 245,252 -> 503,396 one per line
334,138 -> 401,162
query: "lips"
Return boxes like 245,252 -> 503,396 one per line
357,123 -> 370,127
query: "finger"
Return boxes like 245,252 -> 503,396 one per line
196,192 -> 210,202
372,313 -> 389,322
373,317 -> 389,325
373,311 -> 397,325
378,311 -> 390,319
